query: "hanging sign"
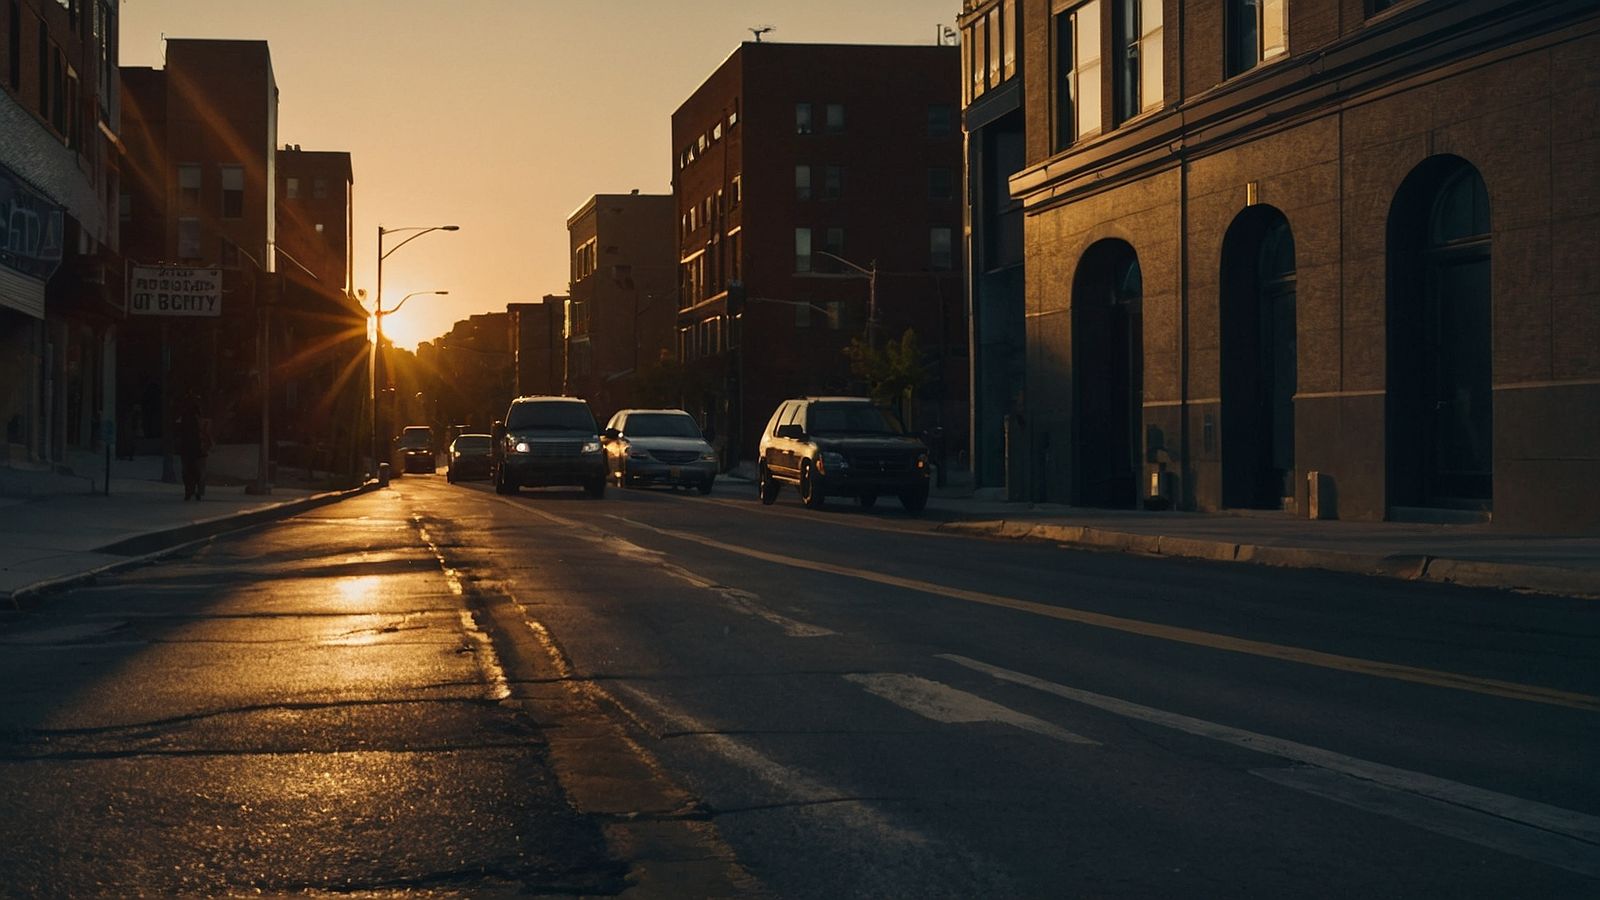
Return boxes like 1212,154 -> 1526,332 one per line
129,265 -> 223,316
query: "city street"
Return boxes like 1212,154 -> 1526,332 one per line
1,476 -> 1596,897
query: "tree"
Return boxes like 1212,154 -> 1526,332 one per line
844,328 -> 927,428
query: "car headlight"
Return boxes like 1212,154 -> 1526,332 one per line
915,452 -> 929,470
820,451 -> 848,473
699,451 -> 718,462
582,441 -> 602,454
513,441 -> 530,454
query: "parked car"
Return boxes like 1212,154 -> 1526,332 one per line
601,409 -> 718,494
757,397 -> 931,512
394,425 -> 436,474
446,433 -> 493,483
491,396 -> 607,497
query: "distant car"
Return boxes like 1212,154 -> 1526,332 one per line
446,433 -> 493,483
757,396 -> 930,512
395,425 -> 436,474
491,396 -> 607,498
601,409 -> 718,494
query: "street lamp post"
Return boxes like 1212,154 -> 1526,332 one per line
371,224 -> 458,478
814,250 -> 878,348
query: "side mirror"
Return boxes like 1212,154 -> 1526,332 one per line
776,423 -> 805,440
602,427 -> 620,441
491,420 -> 505,441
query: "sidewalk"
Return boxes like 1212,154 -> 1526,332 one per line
725,463 -> 1600,599
1,448 -> 373,606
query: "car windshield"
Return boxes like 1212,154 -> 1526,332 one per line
455,435 -> 491,452
398,428 -> 432,448
625,413 -> 702,439
806,403 -> 903,435
506,402 -> 596,432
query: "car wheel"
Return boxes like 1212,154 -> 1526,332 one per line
758,464 -> 779,505
857,493 -> 878,509
899,486 -> 928,514
584,477 -> 607,499
697,478 -> 714,496
800,462 -> 826,509
494,467 -> 517,495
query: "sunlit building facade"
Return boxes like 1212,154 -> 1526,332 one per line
671,42 -> 967,465
1007,0 -> 1599,532
0,0 -> 122,468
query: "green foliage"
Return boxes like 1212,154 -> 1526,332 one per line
844,329 -> 926,425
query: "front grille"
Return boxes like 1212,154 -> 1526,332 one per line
527,441 -> 583,458
846,450 -> 911,473
651,449 -> 700,464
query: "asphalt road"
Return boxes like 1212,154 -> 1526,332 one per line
1,472 -> 1596,897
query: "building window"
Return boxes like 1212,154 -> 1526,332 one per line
118,191 -> 130,223
795,165 -> 812,201
931,227 -> 954,270
795,227 -> 812,273
286,177 -> 299,199
929,167 -> 955,201
796,102 -> 812,134
177,217 -> 201,260
1226,0 -> 1287,77
731,174 -> 742,206
822,165 -> 843,200
1113,0 -> 1163,124
729,103 -> 739,128
712,121 -> 723,142
1054,0 -> 1103,150
1368,0 -> 1401,13
822,227 -> 844,262
35,21 -> 46,116
1002,0 -> 1018,81
968,15 -> 987,101
178,164 -> 201,208
928,104 -> 956,138
50,45 -> 63,132
8,2 -> 20,90
988,6 -> 1002,87
824,103 -> 845,133
313,177 -> 328,199
64,65 -> 79,149
221,165 -> 244,218
314,223 -> 324,234
729,230 -> 742,280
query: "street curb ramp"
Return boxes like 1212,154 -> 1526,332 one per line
5,480 -> 381,609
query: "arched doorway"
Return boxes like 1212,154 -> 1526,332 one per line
1220,206 -> 1297,509
1387,157 -> 1493,512
1072,240 -> 1143,508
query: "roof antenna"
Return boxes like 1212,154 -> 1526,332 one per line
749,26 -> 774,42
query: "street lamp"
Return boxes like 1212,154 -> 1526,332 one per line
813,250 -> 878,348
371,224 -> 459,478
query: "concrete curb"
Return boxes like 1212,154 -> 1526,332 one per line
937,519 -> 1600,599
4,479 -> 381,609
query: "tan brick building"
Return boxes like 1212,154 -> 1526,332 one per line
993,0 -> 1598,531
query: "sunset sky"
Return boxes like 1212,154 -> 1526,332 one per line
119,0 -> 960,349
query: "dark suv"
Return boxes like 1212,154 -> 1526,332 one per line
757,397 -> 930,512
491,396 -> 607,497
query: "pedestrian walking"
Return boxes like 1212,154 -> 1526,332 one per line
177,395 -> 211,501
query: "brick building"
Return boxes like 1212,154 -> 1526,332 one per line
0,0 -> 122,468
564,192 -> 676,425
118,39 -> 279,452
416,311 -> 512,436
672,42 -> 967,464
1000,0 -> 1599,531
508,296 -> 565,400
276,145 -> 365,475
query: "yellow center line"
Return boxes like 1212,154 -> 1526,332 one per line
604,514 -> 1600,713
